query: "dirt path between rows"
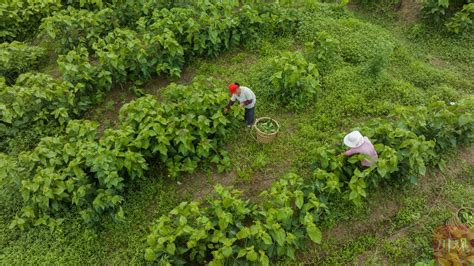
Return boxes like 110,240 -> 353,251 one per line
399,0 -> 422,25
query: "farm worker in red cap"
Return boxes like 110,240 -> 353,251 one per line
224,82 -> 256,128
343,130 -> 378,167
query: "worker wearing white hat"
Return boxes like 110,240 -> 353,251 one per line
343,130 -> 378,167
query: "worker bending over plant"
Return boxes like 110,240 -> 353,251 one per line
343,130 -> 378,167
224,82 -> 256,128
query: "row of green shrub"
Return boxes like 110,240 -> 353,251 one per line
0,2 -> 299,143
421,0 -> 474,34
144,99 -> 473,264
1,0 -> 173,42
0,0 -> 62,42
0,73 -> 76,138
0,42 -> 45,84
1,78 -> 241,228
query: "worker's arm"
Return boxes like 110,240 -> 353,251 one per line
239,91 -> 253,107
242,99 -> 253,105
226,100 -> 235,109
344,149 -> 356,156
224,100 -> 235,112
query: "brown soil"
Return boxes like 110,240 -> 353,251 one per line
459,147 -> 474,165
86,66 -> 197,132
398,0 -> 422,24
83,83 -> 136,132
323,198 -> 401,245
179,66 -> 197,84
430,57 -> 446,68
176,152 -> 287,201
177,170 -> 238,201
142,75 -> 171,97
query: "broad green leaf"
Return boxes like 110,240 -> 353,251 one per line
295,190 -> 304,209
246,249 -> 258,261
307,224 -> 322,244
144,248 -> 155,261
222,246 -> 232,257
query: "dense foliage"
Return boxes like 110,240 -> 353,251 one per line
445,3 -> 474,33
40,7 -> 118,54
0,2 -> 300,230
145,174 -> 325,265
422,0 -> 474,33
0,73 -> 75,138
257,52 -> 321,110
145,98 -> 474,263
1,2 -> 299,140
118,78 -> 241,177
1,0 -> 473,264
2,78 -> 241,227
0,42 -> 45,84
0,0 -> 62,42
10,120 -> 148,228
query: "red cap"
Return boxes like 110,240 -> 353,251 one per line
228,83 -> 238,94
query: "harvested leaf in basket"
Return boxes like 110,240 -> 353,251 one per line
459,209 -> 474,229
257,120 -> 278,134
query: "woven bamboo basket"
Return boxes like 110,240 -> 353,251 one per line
445,207 -> 473,228
253,117 -> 280,144
456,207 -> 473,227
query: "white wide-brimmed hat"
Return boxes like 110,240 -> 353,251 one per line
343,130 -> 365,148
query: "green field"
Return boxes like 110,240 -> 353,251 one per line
1,0 -> 473,265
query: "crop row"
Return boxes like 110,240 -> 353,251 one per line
144,99 -> 473,264
2,78 -> 242,228
1,0 -> 171,42
0,2 -> 299,140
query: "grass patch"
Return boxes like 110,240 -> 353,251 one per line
0,177 -> 179,264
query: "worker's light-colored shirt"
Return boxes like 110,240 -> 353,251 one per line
344,137 -> 378,167
231,86 -> 256,109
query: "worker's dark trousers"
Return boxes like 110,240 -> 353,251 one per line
245,107 -> 255,127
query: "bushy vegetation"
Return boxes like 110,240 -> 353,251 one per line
0,42 -> 45,84
256,52 -> 321,110
421,0 -> 474,33
0,0 -> 473,264
40,7 -> 118,54
2,78 -> 240,227
0,0 -> 62,42
1,2 -> 299,146
0,73 -> 75,138
146,175 -> 324,265
145,99 -> 473,264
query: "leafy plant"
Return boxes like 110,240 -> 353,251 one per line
0,0 -> 62,42
258,51 -> 321,110
57,46 -> 113,112
119,77 -> 241,178
422,0 -> 451,22
304,31 -> 341,72
393,99 -> 474,155
0,42 -> 45,84
145,98 -> 473,264
39,7 -> 117,54
422,0 -> 474,33
458,208 -> 474,229
310,99 -> 472,206
2,2 -> 303,138
445,3 -> 474,33
145,174 -> 326,264
8,120 -> 148,228
0,73 -> 75,137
